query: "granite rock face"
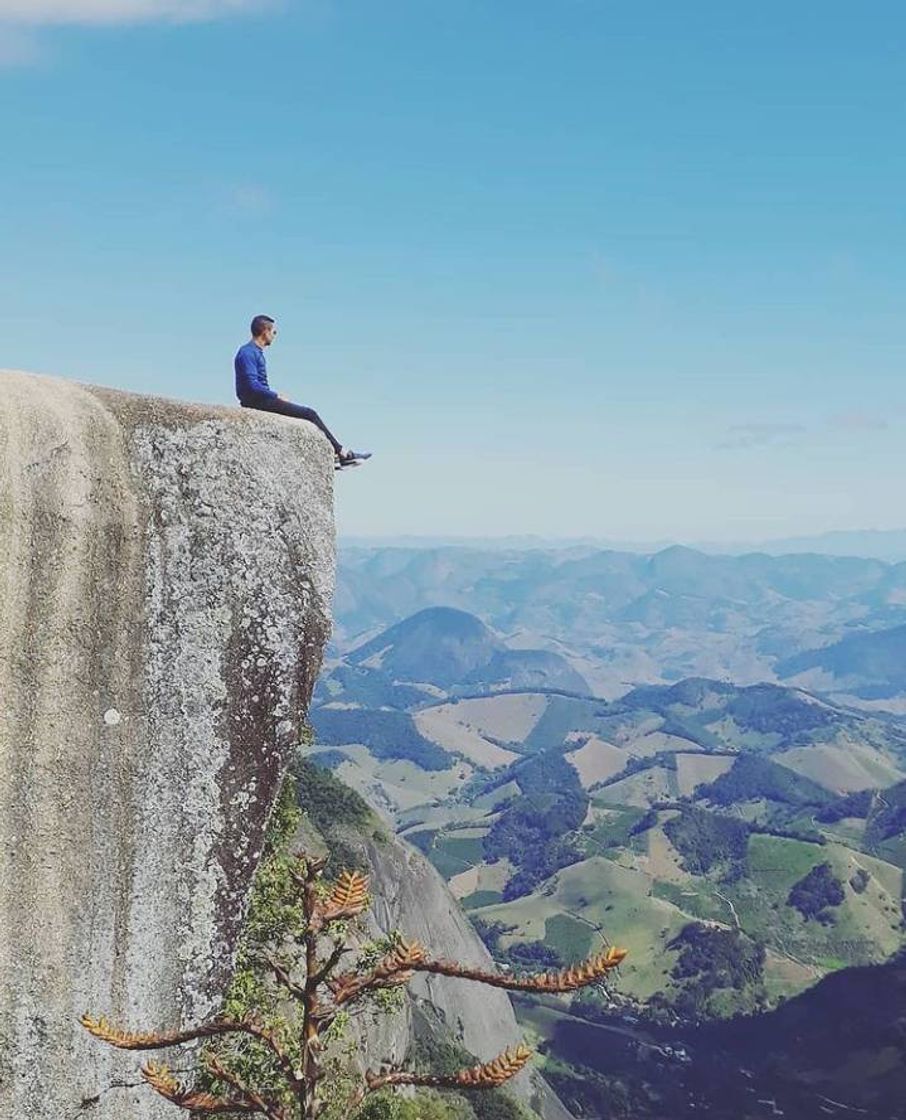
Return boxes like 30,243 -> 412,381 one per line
0,371 -> 336,1118
363,834 -> 521,1063
350,831 -> 572,1120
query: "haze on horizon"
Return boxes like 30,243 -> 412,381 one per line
2,2 -> 905,541
339,526 -> 906,564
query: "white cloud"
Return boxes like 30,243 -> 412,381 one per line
716,422 -> 807,451
829,411 -> 889,433
0,0 -> 268,25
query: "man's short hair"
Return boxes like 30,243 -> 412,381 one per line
251,314 -> 275,338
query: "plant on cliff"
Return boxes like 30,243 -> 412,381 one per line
82,852 -> 627,1120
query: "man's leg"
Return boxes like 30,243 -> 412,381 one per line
243,396 -> 343,455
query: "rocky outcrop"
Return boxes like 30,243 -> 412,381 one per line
363,833 -> 522,1064
310,822 -> 572,1120
0,371 -> 336,1118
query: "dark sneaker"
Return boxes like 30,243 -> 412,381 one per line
338,448 -> 372,465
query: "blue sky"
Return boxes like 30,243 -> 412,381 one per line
2,1 -> 905,541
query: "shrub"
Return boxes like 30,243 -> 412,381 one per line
788,862 -> 845,921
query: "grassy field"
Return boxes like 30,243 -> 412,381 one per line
444,825 -> 489,839
396,801 -> 489,831
471,779 -> 521,810
761,949 -> 821,1002
438,834 -> 485,863
650,880 -> 727,924
874,832 -> 906,873
449,856 -> 512,901
565,736 -> 627,788
477,855 -> 690,1001
746,832 -> 823,884
445,693 -> 550,742
410,829 -> 488,878
522,695 -> 609,753
461,889 -> 504,909
707,714 -> 782,753
544,913 -> 597,962
818,816 -> 868,848
593,766 -> 679,806
413,704 -> 521,768
643,824 -> 690,884
675,752 -> 735,797
322,744 -> 470,820
580,805 -> 648,856
775,740 -> 905,793
425,844 -> 473,878
724,835 -> 904,966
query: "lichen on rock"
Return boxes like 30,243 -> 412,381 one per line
0,370 -> 336,1119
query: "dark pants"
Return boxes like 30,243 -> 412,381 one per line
241,395 -> 342,455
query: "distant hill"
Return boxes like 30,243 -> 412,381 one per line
307,668 -> 906,1032
778,623 -> 906,699
599,679 -> 906,787
739,527 -> 906,563
339,606 -> 590,697
312,671 -> 906,818
348,606 -> 503,688
325,540 -> 906,1116
817,779 -> 906,868
336,544 -> 906,702
695,753 -> 834,810
704,948 -> 906,1115
461,649 -> 589,694
536,950 -> 906,1118
343,528 -> 906,563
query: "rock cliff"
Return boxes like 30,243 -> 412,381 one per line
363,833 -> 522,1061
362,833 -> 571,1120
0,371 -> 336,1118
294,772 -> 572,1120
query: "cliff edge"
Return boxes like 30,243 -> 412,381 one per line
0,371 -> 336,1118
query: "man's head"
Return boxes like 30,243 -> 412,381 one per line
251,314 -> 277,346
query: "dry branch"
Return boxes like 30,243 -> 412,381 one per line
81,1014 -> 302,1096
141,1060 -> 265,1115
320,871 -> 370,921
413,945 -> 628,992
365,1044 -> 534,1093
331,942 -> 626,1007
82,851 -> 629,1120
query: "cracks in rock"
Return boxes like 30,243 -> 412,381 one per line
71,1066 -> 195,1115
26,441 -> 71,471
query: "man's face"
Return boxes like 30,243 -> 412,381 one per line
260,322 -> 277,346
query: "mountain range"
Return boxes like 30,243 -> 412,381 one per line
312,605 -> 906,994
335,544 -> 906,705
315,547 -> 906,1118
342,527 -> 906,563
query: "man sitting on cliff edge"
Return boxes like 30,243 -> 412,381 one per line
235,314 -> 371,468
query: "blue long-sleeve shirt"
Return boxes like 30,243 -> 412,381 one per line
235,341 -> 278,402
